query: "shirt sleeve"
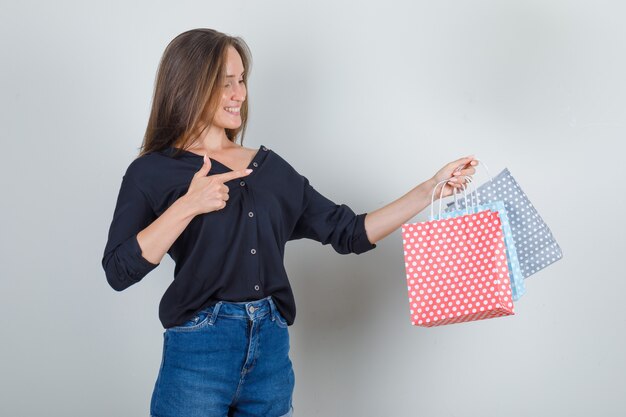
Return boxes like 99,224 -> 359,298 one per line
102,174 -> 160,291
289,175 -> 377,255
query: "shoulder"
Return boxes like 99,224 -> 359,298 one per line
265,146 -> 301,176
263,146 -> 312,195
124,151 -> 160,179
122,149 -> 179,191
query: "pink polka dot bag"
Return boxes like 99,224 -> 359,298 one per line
400,179 -> 515,327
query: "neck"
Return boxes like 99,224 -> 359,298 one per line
185,126 -> 238,152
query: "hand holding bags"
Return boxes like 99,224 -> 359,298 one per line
401,179 -> 515,327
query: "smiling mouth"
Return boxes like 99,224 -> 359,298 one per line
225,106 -> 240,115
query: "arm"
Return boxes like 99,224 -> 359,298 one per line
135,156 -> 252,265
363,178 -> 437,245
289,176 -> 376,255
363,156 -> 478,244
101,175 -> 197,291
135,196 -> 197,265
102,156 -> 251,291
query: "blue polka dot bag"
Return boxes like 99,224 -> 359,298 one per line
443,167 -> 563,280
433,198 -> 526,301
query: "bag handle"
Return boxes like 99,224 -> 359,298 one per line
447,176 -> 480,216
429,175 -> 474,220
454,176 -> 480,213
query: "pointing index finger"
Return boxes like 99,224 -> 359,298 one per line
213,168 -> 253,183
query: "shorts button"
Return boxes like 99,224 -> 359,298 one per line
248,306 -> 256,313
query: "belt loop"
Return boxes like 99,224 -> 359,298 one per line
209,301 -> 222,326
268,296 -> 277,322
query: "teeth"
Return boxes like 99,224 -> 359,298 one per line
225,107 -> 240,112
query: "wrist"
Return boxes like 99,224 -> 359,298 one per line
175,194 -> 199,219
423,177 -> 439,200
409,178 -> 436,209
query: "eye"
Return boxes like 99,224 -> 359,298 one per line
224,80 -> 244,87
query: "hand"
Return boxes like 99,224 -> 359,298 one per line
430,156 -> 479,200
183,155 -> 253,216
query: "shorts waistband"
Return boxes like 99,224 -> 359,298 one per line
199,295 -> 280,325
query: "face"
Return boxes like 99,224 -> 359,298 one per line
211,45 -> 247,131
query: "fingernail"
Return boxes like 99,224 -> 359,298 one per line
204,154 -> 208,163
246,169 -> 253,173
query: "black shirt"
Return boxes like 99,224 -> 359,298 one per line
102,144 -> 377,328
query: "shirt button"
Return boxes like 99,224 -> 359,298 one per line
254,285 -> 260,291
252,162 -> 258,167
250,248 -> 256,254
248,211 -> 254,217
240,180 -> 246,186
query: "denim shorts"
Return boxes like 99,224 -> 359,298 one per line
150,295 -> 295,417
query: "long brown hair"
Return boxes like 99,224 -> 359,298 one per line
138,28 -> 252,158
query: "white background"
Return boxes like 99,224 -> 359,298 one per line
1,1 -> 624,416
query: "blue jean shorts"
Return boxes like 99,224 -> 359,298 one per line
150,295 -> 295,417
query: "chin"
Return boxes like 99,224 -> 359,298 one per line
212,123 -> 240,131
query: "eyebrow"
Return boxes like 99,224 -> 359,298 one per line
225,72 -> 245,78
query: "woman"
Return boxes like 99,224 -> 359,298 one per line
102,28 -> 476,417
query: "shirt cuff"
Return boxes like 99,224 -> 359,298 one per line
125,233 -> 160,280
352,213 -> 377,255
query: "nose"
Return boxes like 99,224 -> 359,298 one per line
232,83 -> 246,102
